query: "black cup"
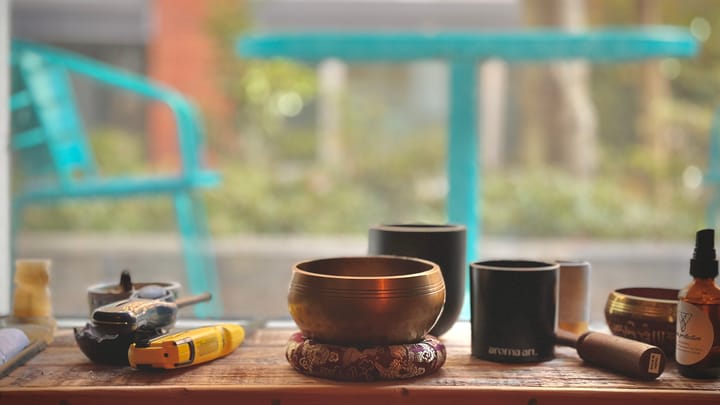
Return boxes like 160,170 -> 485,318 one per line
470,260 -> 558,363
368,223 -> 466,337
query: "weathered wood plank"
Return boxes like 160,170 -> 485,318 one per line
0,324 -> 718,405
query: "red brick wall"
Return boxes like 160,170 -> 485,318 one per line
146,0 -> 230,169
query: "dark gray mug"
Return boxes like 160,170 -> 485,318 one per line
470,260 -> 558,363
368,223 -> 466,337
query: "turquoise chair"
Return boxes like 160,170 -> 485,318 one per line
9,40 -> 222,317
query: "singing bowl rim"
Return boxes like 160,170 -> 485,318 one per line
608,287 -> 679,305
293,255 -> 440,280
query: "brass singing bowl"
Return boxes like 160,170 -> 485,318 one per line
288,256 -> 446,346
605,287 -> 678,357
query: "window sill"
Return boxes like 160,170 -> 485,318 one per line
0,322 -> 718,405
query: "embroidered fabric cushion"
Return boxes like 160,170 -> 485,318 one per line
285,332 -> 446,381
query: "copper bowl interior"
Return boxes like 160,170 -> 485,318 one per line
289,256 -> 446,346
295,256 -> 436,278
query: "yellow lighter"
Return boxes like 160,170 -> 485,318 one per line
128,324 -> 245,369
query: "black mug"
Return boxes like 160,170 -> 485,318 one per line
368,223 -> 466,337
470,260 -> 558,363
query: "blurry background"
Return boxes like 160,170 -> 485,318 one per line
8,0 -> 719,324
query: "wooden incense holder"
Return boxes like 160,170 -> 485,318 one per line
556,329 -> 666,380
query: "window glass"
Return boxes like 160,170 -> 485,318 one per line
8,0 -> 717,328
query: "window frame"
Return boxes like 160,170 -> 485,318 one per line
1,0 -> 11,315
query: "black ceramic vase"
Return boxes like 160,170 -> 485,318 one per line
368,223 -> 467,337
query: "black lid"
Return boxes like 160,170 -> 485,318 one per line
690,229 -> 718,278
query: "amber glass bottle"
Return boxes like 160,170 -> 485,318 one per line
677,229 -> 720,379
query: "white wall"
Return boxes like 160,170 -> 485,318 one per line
252,0 -> 521,30
0,0 -> 10,315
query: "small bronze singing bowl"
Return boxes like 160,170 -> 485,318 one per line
605,287 -> 678,357
288,256 -> 446,346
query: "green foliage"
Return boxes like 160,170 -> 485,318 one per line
206,0 -> 318,164
17,1 -> 720,241
483,167 -> 704,239
19,128 -> 175,231
204,122 -> 448,234
90,128 -> 148,175
21,123 -> 706,240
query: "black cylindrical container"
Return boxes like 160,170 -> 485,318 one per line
470,260 -> 558,363
368,223 -> 466,337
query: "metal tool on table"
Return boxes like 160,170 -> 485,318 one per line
87,270 -> 183,314
90,285 -> 210,334
128,324 -> 245,369
556,329 -> 666,380
74,285 -> 212,365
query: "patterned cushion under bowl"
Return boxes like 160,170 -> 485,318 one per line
285,332 -> 446,382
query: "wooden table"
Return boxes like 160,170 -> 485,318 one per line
0,323 -> 718,405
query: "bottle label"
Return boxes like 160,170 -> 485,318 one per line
648,352 -> 663,374
676,301 -> 714,365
